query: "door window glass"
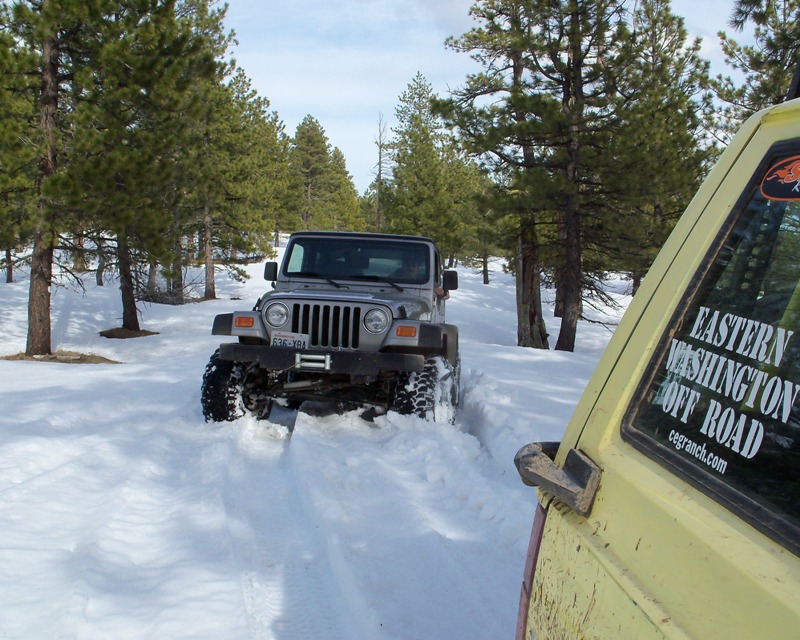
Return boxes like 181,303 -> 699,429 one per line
624,146 -> 800,553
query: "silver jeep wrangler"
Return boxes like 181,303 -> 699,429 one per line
201,231 -> 460,423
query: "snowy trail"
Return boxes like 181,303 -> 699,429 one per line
219,407 -> 514,640
0,258 -> 627,639
280,409 -> 526,639
212,402 -> 529,640
221,418 -> 377,640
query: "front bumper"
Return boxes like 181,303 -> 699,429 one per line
218,343 -> 425,375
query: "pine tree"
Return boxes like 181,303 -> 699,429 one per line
286,116 -> 360,231
47,0 -> 219,326
385,73 -> 478,259
0,8 -> 37,283
241,89 -> 290,248
444,0 -> 627,350
386,110 -> 452,238
162,0 -> 236,303
522,0 -> 629,352
440,7 -> 536,343
189,74 -> 238,301
324,148 -> 362,231
713,0 -> 800,138
6,0 -> 103,354
607,0 -> 714,292
181,63 -> 288,300
217,70 -> 290,264
287,116 -> 334,230
439,141 -> 489,266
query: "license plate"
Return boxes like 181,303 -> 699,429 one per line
271,331 -> 308,349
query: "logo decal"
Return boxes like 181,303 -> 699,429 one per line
761,154 -> 800,200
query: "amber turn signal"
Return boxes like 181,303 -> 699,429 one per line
234,316 -> 255,328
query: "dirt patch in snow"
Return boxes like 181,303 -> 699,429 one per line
1,350 -> 120,364
99,328 -> 159,339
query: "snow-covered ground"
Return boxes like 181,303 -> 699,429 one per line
0,254 -> 630,639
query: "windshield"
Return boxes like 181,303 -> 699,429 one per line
284,237 -> 431,285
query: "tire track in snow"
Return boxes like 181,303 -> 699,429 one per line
222,416 -> 378,640
285,410 -> 522,640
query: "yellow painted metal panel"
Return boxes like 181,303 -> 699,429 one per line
529,456 -> 800,638
528,508 -> 689,640
524,100 -> 800,639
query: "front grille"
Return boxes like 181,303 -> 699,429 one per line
291,303 -> 361,348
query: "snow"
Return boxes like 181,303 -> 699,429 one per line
0,254 -> 631,639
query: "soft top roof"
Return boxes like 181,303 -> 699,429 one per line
287,231 -> 436,245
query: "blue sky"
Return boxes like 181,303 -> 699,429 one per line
224,0 -> 741,193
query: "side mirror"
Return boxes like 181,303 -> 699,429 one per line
264,262 -> 278,281
443,270 -> 458,291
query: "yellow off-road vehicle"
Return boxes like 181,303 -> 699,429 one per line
514,78 -> 800,638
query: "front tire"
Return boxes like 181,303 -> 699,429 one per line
392,355 -> 459,423
201,349 -> 273,422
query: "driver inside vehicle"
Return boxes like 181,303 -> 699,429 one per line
393,254 -> 449,300
393,254 -> 427,280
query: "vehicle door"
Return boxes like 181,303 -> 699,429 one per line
516,100 -> 800,639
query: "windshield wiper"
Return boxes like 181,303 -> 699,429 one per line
350,274 -> 404,291
291,271 -> 344,288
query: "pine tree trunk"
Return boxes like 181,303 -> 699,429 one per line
146,261 -> 157,295
26,26 -> 59,356
554,50 -> 584,353
631,272 -> 642,295
96,238 -> 105,286
169,235 -> 184,304
509,38 -> 548,350
5,247 -> 12,283
117,233 -> 140,331
72,232 -> 88,272
26,232 -> 54,356
554,284 -> 564,318
516,224 -> 549,349
203,204 -> 216,300
554,196 -> 582,352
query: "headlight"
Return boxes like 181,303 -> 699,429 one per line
363,308 -> 390,334
264,302 -> 289,328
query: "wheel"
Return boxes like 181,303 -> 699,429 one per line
392,355 -> 459,423
201,349 -> 273,422
201,349 -> 246,422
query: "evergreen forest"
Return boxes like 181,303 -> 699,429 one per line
1,0 -> 799,354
